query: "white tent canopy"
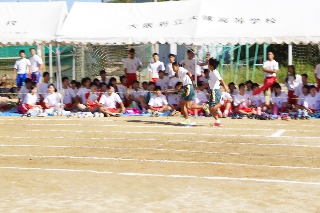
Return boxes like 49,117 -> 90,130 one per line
0,2 -> 68,45
57,0 -> 320,45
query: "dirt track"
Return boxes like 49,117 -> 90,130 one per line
0,117 -> 320,212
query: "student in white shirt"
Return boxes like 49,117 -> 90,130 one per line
38,72 -> 50,103
179,49 -> 207,82
199,69 -> 210,85
98,85 -> 125,116
250,83 -> 266,109
18,78 -> 33,104
61,77 -> 77,111
123,48 -> 142,88
43,84 -> 61,109
77,77 -> 91,105
148,53 -> 165,83
253,52 -> 279,95
228,82 -> 239,97
218,85 -> 233,118
233,83 -> 252,115
284,65 -> 302,106
70,80 -> 78,95
269,83 -> 288,113
13,50 -> 31,90
128,80 -> 148,110
19,85 -> 41,114
245,80 -> 253,96
148,86 -> 172,115
315,63 -> 320,92
166,54 -> 176,78
118,75 -> 129,105
304,85 -> 320,113
168,72 -> 180,89
296,85 -> 310,110
294,73 -> 310,97
156,70 -> 169,91
29,48 -> 43,83
99,70 -> 110,85
166,81 -> 183,114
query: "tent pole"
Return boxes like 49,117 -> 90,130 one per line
49,44 -> 53,83
55,42 -> 63,105
81,46 -> 85,78
246,43 -> 249,80
288,44 -> 293,65
230,45 -> 234,83
72,47 -> 76,80
252,44 -> 259,81
263,44 -> 270,62
220,46 -> 225,77
194,47 -> 198,118
234,45 -> 241,83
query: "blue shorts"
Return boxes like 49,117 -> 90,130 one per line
182,84 -> 195,101
16,74 -> 28,87
209,89 -> 221,107
31,72 -> 41,83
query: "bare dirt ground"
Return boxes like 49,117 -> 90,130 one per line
0,116 -> 320,213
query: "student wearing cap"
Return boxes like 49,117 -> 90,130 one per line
123,48 -> 142,88
148,53 -> 165,83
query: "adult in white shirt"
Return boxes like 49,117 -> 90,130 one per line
284,65 -> 302,106
270,83 -> 288,113
179,49 -> 207,82
44,84 -> 61,109
99,70 -> 110,85
156,70 -> 170,91
166,54 -> 176,78
148,53 -> 165,83
61,77 -> 77,111
99,85 -> 125,116
13,50 -> 31,90
233,83 -> 252,114
198,58 -> 228,126
304,85 -> 320,113
251,83 -> 266,108
315,63 -> 320,92
29,48 -> 43,83
18,78 -> 32,104
123,48 -> 142,87
253,52 -> 279,95
148,86 -> 171,114
38,72 -> 50,102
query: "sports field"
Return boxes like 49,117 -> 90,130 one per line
0,116 -> 320,212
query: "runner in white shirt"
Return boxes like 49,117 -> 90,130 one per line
253,52 -> 279,95
44,84 -> 61,109
99,85 -> 125,116
156,70 -> 170,91
166,54 -> 176,78
148,53 -> 165,83
304,85 -> 320,113
13,50 -> 31,90
179,49 -> 207,82
270,84 -> 288,113
284,65 -> 302,106
148,86 -> 171,115
99,70 -> 110,85
61,77 -> 77,111
315,63 -> 320,92
123,48 -> 142,87
233,83 -> 252,115
29,48 -> 43,83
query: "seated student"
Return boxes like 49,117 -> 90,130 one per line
296,85 -> 309,109
109,77 -> 119,94
269,83 -> 289,114
43,84 -> 61,110
77,77 -> 91,106
82,82 -> 102,113
38,72 -> 50,101
18,78 -> 33,104
19,85 -> 42,114
199,69 -> 210,84
294,73 -> 310,97
156,70 -> 170,91
141,81 -> 149,91
228,82 -> 239,97
285,65 -> 302,106
61,77 -> 77,111
245,80 -> 253,96
128,80 -> 148,110
218,85 -> 233,118
98,85 -> 125,117
188,85 -> 209,116
100,70 -> 110,85
70,80 -> 78,95
250,83 -> 266,111
143,82 -> 156,106
93,78 -> 101,88
0,97 -> 9,108
303,85 -> 320,114
233,83 -> 252,115
148,86 -> 172,115
168,72 -> 180,89
167,82 -> 183,115
100,82 -> 108,94
118,75 -> 128,104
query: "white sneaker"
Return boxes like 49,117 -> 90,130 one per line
99,113 -> 105,117
94,112 -> 100,117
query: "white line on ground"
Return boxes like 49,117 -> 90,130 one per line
269,129 -> 286,137
0,154 -> 319,171
0,144 -> 318,159
0,166 -> 320,186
